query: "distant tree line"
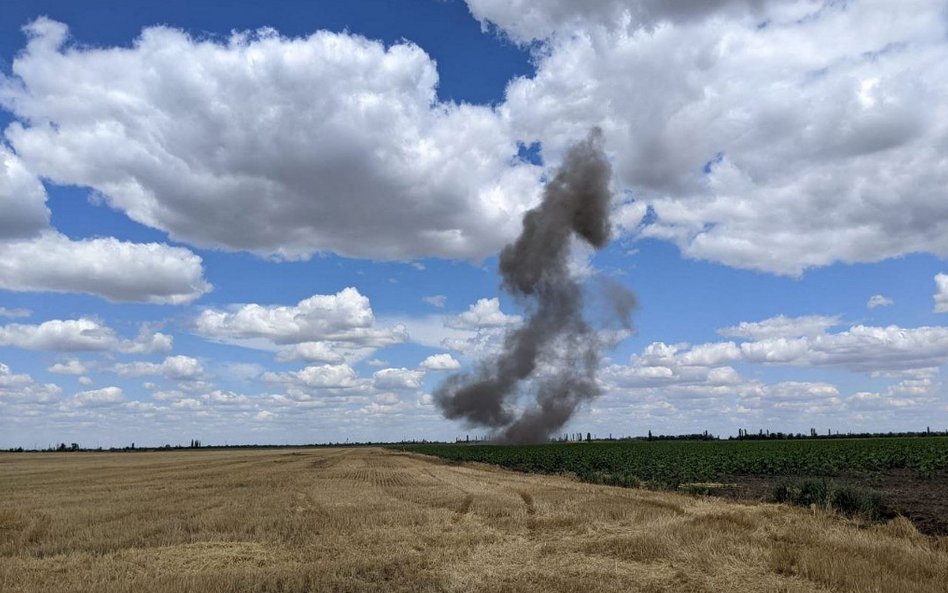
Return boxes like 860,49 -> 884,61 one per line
5,427 -> 947,453
731,427 -> 947,440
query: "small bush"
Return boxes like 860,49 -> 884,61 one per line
606,473 -> 641,488
773,479 -> 887,521
679,484 -> 714,496
797,479 -> 829,506
772,478 -> 827,506
772,479 -> 797,504
829,486 -> 887,520
579,470 -> 641,489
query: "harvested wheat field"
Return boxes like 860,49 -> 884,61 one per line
1,448 -> 947,593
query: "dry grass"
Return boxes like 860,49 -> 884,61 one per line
1,447 -> 946,592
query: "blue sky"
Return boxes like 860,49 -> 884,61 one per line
1,0 -> 947,447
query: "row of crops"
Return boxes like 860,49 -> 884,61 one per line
395,437 -> 948,487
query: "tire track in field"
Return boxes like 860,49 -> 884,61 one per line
324,449 -> 477,521
452,494 -> 475,523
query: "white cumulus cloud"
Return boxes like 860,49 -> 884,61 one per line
497,0 -> 948,275
446,297 -> 521,330
0,362 -> 61,403
466,0 -> 766,43
0,318 -> 172,353
195,288 -> 399,345
422,295 -> 447,308
112,355 -> 204,380
0,143 -> 210,304
73,386 -> 124,406
867,295 -> 894,309
194,288 -> 406,365
263,364 -> 361,390
0,144 -> 48,239
419,353 -> 461,371
372,368 -> 424,390
738,325 -> 948,372
627,316 -> 948,377
0,231 -> 211,304
1,19 -> 541,262
605,341 -> 744,390
48,359 -> 88,375
274,342 -> 347,364
718,315 -> 840,340
935,274 -> 948,313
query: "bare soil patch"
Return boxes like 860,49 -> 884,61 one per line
714,470 -> 948,536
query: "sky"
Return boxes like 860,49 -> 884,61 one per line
1,0 -> 947,448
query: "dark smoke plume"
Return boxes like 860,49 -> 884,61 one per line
435,129 -> 635,443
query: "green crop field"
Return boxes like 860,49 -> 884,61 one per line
397,437 -> 948,488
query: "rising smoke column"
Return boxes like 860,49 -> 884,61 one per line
435,129 -> 634,443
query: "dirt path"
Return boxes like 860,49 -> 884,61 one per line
1,447 -> 946,592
